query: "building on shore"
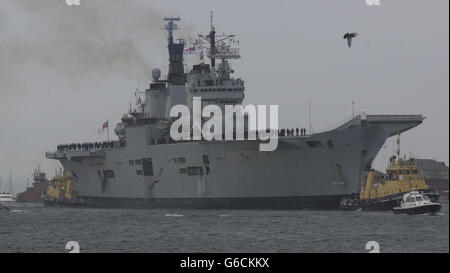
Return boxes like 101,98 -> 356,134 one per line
416,159 -> 449,200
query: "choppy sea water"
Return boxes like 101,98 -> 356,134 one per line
1,203 -> 448,253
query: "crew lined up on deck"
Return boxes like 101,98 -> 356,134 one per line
57,127 -> 309,152
278,128 -> 308,137
57,141 -> 118,151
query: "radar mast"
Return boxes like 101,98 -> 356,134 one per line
193,11 -> 240,70
164,17 -> 180,45
164,17 -> 185,85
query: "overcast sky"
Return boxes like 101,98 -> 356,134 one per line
0,0 -> 448,193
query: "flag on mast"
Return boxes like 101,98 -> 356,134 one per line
98,120 -> 110,141
98,120 -> 109,134
183,46 -> 197,55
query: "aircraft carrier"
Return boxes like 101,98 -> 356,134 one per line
46,15 -> 425,209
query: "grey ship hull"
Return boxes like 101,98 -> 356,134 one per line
47,115 -> 424,209
81,195 -> 345,209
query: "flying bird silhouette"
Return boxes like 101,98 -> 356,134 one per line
343,33 -> 358,48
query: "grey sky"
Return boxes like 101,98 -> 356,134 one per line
0,0 -> 448,193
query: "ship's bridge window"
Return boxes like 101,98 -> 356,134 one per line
326,141 -> 334,150
142,158 -> 154,176
415,196 -> 423,202
203,155 -> 210,165
178,157 -> 186,163
306,141 -> 323,148
104,170 -> 115,178
135,159 -> 141,165
187,166 -> 203,176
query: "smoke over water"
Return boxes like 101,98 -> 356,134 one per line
0,0 -> 188,94
0,0 -> 192,191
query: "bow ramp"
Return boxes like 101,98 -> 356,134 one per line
334,114 -> 425,136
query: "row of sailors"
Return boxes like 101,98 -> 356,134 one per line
278,128 -> 308,137
57,141 -> 117,152
56,128 -> 307,151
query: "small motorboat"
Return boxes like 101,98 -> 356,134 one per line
339,195 -> 361,211
393,191 -> 441,215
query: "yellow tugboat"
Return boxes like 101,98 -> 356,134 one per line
358,132 -> 439,211
340,131 -> 439,211
42,172 -> 86,206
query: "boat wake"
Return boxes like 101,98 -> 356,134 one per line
165,214 -> 184,217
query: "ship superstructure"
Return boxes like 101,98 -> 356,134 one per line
186,13 -> 244,113
46,15 -> 426,209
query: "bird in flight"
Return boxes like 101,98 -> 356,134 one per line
343,33 -> 358,48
